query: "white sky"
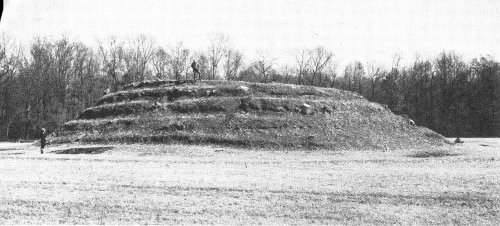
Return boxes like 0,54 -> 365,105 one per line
1,0 -> 499,68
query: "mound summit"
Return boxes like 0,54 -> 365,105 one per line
53,80 -> 449,149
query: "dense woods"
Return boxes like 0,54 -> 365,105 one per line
1,34 -> 499,139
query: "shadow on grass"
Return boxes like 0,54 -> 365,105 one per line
407,149 -> 461,158
4,152 -> 24,155
0,148 -> 16,151
51,146 -> 114,155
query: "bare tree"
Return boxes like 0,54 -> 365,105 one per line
278,65 -> 294,84
353,61 -> 365,93
169,42 -> 190,80
326,61 -> 339,88
343,64 -> 354,91
73,43 -> 101,105
151,47 -> 171,79
392,54 -> 402,70
53,36 -> 76,111
0,34 -> 23,139
366,63 -> 382,99
123,35 -> 155,82
224,49 -> 243,81
308,46 -> 333,86
29,38 -> 54,122
295,49 -> 310,85
122,53 -> 135,84
207,33 -> 229,80
252,52 -> 274,83
0,34 -> 17,87
98,37 -> 125,92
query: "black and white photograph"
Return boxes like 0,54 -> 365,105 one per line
0,0 -> 499,224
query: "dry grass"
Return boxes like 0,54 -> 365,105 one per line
0,138 -> 498,224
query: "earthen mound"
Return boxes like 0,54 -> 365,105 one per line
52,80 -> 449,149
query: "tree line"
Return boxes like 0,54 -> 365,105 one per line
0,34 -> 499,139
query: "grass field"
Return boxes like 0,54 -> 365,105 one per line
0,138 -> 498,224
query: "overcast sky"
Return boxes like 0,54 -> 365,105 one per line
1,0 -> 499,68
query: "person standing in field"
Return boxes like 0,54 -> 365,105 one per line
40,128 -> 47,154
191,60 -> 201,80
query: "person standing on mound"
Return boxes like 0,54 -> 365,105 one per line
40,128 -> 47,154
191,60 -> 201,80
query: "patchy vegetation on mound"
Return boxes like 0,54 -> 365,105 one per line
52,80 -> 449,150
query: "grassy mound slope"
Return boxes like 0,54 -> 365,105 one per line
52,80 -> 449,150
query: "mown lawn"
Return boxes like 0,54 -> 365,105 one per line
0,139 -> 498,224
